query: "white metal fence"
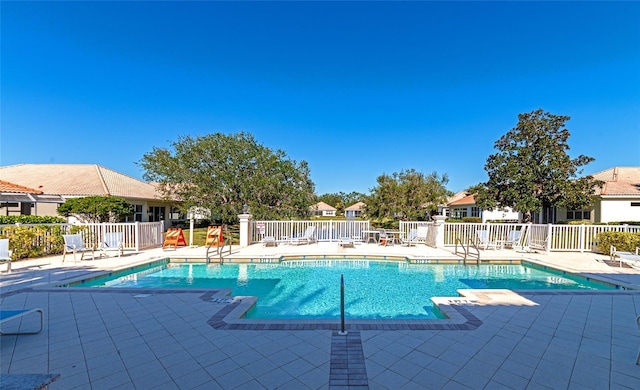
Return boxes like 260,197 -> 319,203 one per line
250,220 -> 370,243
443,222 -> 640,252
0,221 -> 165,253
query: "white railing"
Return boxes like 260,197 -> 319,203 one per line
443,222 -> 640,252
250,220 -> 370,243
0,221 -> 165,252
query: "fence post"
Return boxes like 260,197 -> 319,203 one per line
578,223 -> 585,253
433,215 -> 446,247
546,224 -> 553,253
134,221 -> 140,251
239,212 -> 252,247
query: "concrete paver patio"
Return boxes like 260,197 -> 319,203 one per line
1,243 -> 640,389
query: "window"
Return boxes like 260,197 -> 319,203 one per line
125,205 -> 143,222
566,209 -> 591,220
471,207 -> 480,217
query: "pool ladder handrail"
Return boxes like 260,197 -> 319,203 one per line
454,237 -> 480,266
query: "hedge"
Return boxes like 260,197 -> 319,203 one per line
596,232 -> 640,255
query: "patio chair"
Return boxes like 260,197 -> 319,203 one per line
610,246 -> 640,269
262,236 -> 277,247
378,229 -> 395,246
0,238 -> 12,273
338,236 -> 355,248
416,226 -> 429,243
503,230 -> 522,249
100,232 -> 123,258
0,308 -> 44,335
290,226 -> 316,245
400,229 -> 419,247
476,230 -> 497,250
63,234 -> 95,263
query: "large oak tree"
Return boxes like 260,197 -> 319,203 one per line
471,109 -> 602,222
139,132 -> 315,223
365,169 -> 451,221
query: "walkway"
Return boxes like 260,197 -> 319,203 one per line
1,243 -> 639,389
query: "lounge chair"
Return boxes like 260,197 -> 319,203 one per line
290,226 -> 316,245
0,238 -> 12,273
400,229 -> 419,247
476,230 -> 497,250
100,232 -> 123,258
262,236 -> 277,247
416,226 -> 429,243
0,308 -> 44,335
338,236 -> 354,248
503,230 -> 522,249
610,246 -> 640,269
62,234 -> 95,263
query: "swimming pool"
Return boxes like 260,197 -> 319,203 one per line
72,259 -> 615,320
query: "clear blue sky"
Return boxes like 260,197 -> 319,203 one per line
2,1 -> 639,195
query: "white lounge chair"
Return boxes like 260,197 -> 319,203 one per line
476,230 -> 497,250
503,230 -> 522,249
400,229 -> 419,246
262,236 -> 277,247
63,234 -> 95,263
338,236 -> 354,248
100,232 -> 123,258
0,308 -> 44,335
290,226 -> 316,245
0,238 -> 12,273
610,246 -> 640,269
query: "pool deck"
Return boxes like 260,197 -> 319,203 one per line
1,242 -> 640,389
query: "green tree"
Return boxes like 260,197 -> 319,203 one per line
472,109 -> 603,222
57,196 -> 134,223
316,191 -> 366,215
139,132 -> 316,222
365,169 -> 451,221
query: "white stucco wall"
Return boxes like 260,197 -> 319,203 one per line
481,208 -> 522,223
598,199 -> 640,223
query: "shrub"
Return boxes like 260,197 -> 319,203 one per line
462,217 -> 482,223
596,232 -> 640,254
0,215 -> 66,224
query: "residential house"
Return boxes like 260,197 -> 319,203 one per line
309,201 -> 337,217
344,201 -> 365,219
0,180 -> 64,216
555,166 -> 640,223
0,164 -> 181,226
445,191 -> 522,222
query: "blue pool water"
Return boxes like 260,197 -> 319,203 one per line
77,260 -> 614,319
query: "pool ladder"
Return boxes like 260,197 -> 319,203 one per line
455,238 -> 480,266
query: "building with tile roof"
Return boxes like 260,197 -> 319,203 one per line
344,201 -> 365,219
309,201 -> 337,217
0,164 -> 180,224
556,166 -> 640,223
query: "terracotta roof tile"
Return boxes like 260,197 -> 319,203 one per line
591,167 -> 640,196
0,164 -> 162,199
0,180 -> 43,194
448,194 -> 475,206
345,201 -> 365,211
310,201 -> 337,211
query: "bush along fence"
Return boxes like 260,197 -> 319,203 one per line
0,222 -> 165,260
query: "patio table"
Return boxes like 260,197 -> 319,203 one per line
362,230 -> 380,244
